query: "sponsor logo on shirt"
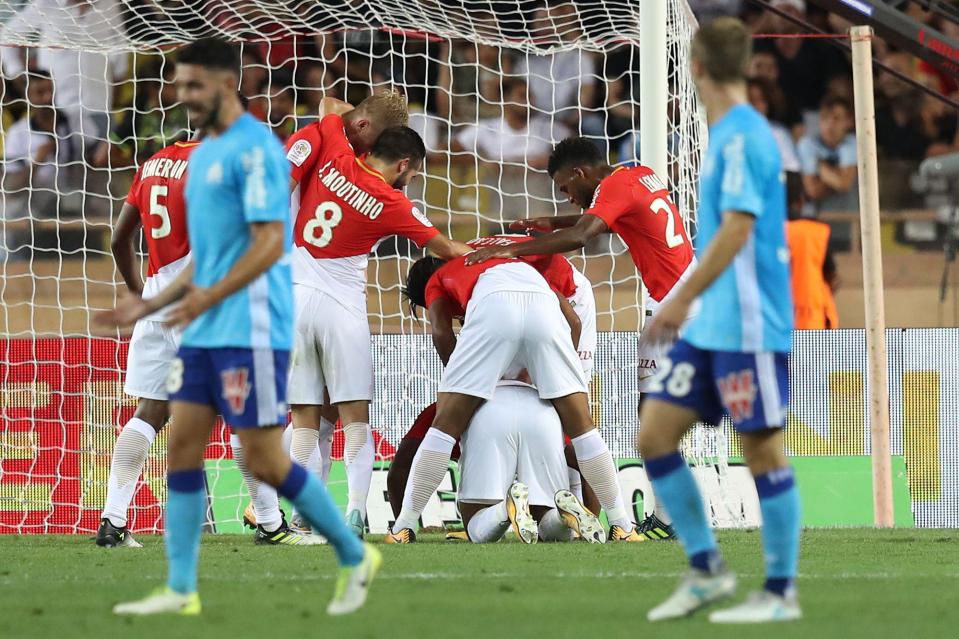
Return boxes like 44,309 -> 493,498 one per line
286,139 -> 312,167
411,205 -> 434,228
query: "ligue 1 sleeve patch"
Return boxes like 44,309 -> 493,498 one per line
411,205 -> 434,227
287,139 -> 312,167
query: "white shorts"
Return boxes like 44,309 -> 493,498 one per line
569,267 -> 596,379
458,384 -> 569,507
287,285 -> 372,405
124,320 -> 180,401
440,270 -> 587,400
640,284 -> 700,392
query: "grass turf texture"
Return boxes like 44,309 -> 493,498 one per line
2,529 -> 957,639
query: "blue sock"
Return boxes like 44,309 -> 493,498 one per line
278,463 -> 364,567
645,452 -> 720,572
755,467 -> 801,596
165,469 -> 206,594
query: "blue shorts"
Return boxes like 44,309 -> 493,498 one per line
646,339 -> 789,433
167,347 -> 290,429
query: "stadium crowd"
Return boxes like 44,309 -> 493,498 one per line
0,0 -> 957,253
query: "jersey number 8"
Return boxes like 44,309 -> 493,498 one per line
303,201 -> 343,248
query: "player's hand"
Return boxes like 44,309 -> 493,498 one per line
465,245 -> 515,265
166,286 -> 216,329
93,293 -> 151,332
640,296 -> 690,350
508,217 -> 554,233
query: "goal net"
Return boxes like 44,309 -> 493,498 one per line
0,0 -> 723,535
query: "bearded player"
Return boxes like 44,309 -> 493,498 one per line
284,113 -> 469,537
467,137 -> 696,540
385,247 -> 635,544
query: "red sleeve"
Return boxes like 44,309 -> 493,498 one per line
389,195 -> 441,248
285,123 -> 324,184
584,173 -> 631,228
424,273 -> 447,308
317,113 -> 354,158
125,165 -> 144,208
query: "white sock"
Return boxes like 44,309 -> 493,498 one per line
571,430 -> 631,529
393,427 -> 455,531
538,508 -> 574,542
343,421 -> 374,516
230,434 -> 282,532
318,417 -> 333,483
290,427 -> 320,473
567,466 -> 584,503
102,418 -> 157,528
466,502 -> 509,543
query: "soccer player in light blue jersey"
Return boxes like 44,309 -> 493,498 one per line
99,38 -> 379,617
638,18 -> 801,623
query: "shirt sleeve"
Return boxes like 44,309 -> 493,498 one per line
424,274 -> 447,308
285,123 -> 323,185
316,113 -> 354,160
838,136 -> 858,167
584,173 -> 630,228
391,197 -> 441,247
240,139 -> 291,223
718,133 -> 765,218
796,136 -> 818,176
454,124 -> 479,153
125,165 -> 144,207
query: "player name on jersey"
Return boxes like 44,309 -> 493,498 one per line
638,172 -> 667,194
139,157 -> 189,181
318,161 -> 384,220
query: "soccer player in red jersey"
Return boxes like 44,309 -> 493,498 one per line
96,138 -> 198,547
467,137 -> 696,540
385,251 -> 633,544
285,119 -> 469,537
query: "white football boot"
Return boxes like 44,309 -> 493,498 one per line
709,590 -> 802,623
647,567 -> 737,621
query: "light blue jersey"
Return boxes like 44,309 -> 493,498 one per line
181,113 -> 292,350
684,104 -> 793,353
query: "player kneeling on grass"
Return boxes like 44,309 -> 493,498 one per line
387,384 -> 605,544
386,251 -> 636,544
97,38 -> 378,617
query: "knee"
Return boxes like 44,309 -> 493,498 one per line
638,428 -> 671,461
135,400 -> 169,431
245,453 -> 286,486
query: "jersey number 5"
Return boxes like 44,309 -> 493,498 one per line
651,197 -> 684,249
149,185 -> 171,239
303,201 -> 343,248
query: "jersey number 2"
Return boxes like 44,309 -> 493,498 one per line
149,185 -> 171,239
651,197 -> 684,248
303,201 -> 343,248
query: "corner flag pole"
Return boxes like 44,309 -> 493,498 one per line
850,25 -> 894,528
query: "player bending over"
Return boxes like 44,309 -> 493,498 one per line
639,18 -> 800,623
99,38 -> 378,617
467,138 -> 698,541
385,249 -> 633,544
285,112 -> 469,537
388,383 -> 604,544
96,137 -> 199,548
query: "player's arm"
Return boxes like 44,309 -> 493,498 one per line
93,262 -> 194,330
556,291 -> 582,350
509,215 -> 584,232
319,97 -> 354,118
425,235 -> 472,259
111,202 -> 144,296
428,297 -> 457,365
466,215 -> 608,264
166,221 -> 284,328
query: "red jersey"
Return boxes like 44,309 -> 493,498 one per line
467,235 -> 577,298
286,114 -> 440,310
585,165 -> 694,302
402,403 -> 461,460
125,141 -> 199,278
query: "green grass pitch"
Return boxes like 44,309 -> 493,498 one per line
2,529 -> 957,639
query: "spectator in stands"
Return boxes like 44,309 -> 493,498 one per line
93,59 -> 188,168
0,69 -> 81,257
797,94 -> 858,216
517,1 -> 596,132
0,0 -> 129,143
240,48 -> 269,120
752,0 -> 849,129
436,38 -> 514,124
747,77 -> 800,173
295,62 -> 343,127
264,71 -> 297,142
787,195 -> 839,329
450,77 -> 568,219
875,51 -> 929,161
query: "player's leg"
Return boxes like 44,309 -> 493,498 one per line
639,341 -> 736,622
636,393 -> 675,541
388,391 -> 483,541
336,400 -> 374,537
386,437 -> 419,518
563,445 -> 601,519
458,501 -> 509,544
709,352 -> 801,624
99,320 -> 176,547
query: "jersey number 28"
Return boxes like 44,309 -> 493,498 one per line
303,201 -> 343,248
